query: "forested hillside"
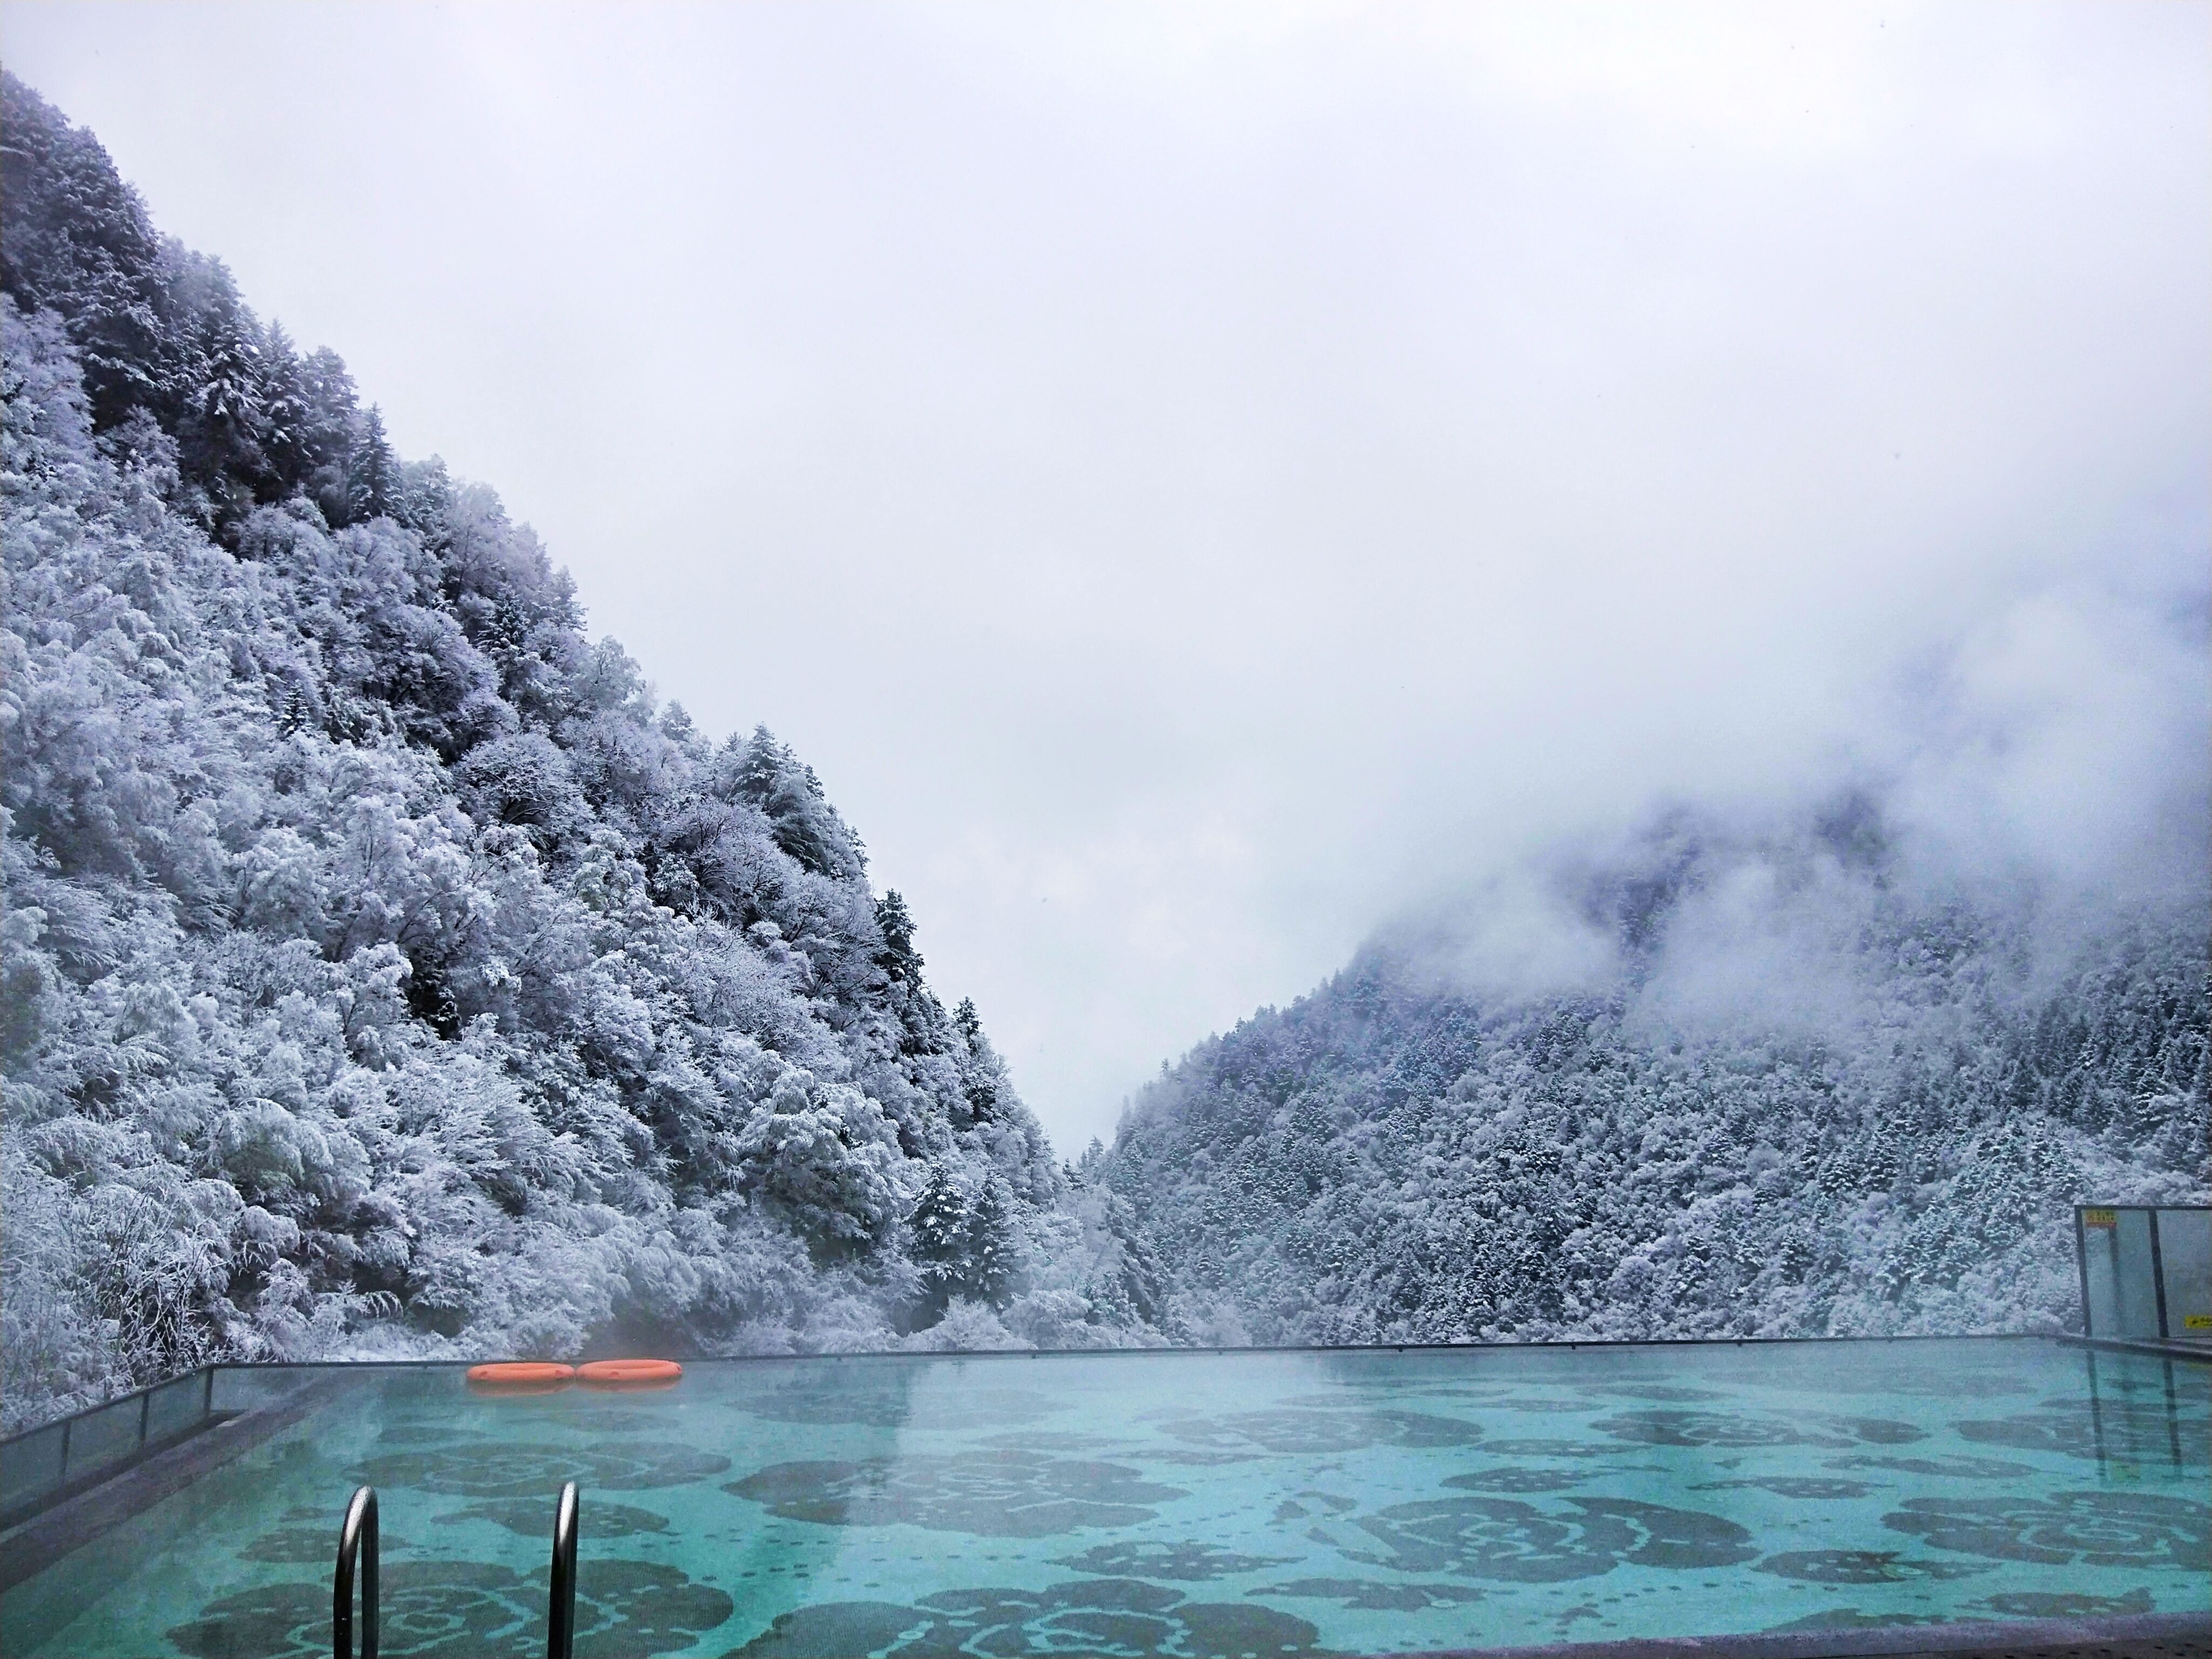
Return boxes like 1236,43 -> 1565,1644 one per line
1100,810 -> 2208,1346
0,76 -> 1161,1432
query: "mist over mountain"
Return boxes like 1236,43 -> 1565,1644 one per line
1096,678 -> 2209,1344
1074,29 -> 2212,1341
0,77 -> 1163,1432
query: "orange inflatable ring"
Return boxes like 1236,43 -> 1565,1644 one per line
577,1358 -> 683,1389
466,1361 -> 575,1393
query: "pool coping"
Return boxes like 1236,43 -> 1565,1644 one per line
261,1330 -> 2070,1367
1406,1611 -> 2212,1659
2056,1332 -> 2212,1365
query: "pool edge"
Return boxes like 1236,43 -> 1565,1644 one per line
1402,1610 -> 2212,1659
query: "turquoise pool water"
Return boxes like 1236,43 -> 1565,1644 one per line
1,1338 -> 2204,1657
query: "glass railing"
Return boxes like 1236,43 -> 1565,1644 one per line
2077,1203 -> 2212,1341
0,1369 -> 217,1528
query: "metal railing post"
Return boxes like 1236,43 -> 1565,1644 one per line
334,1485 -> 379,1659
2148,1208 -> 2170,1339
547,1481 -> 579,1659
2074,1206 -> 2094,1336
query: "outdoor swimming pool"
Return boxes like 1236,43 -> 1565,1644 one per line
1,1337 -> 2203,1657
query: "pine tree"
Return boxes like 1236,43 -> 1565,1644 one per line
875,892 -> 921,984
721,726 -> 865,879
298,347 -> 360,523
348,403 -> 397,522
0,72 -> 174,428
168,254 -> 272,521
257,321 -> 309,494
963,1178 -> 1017,1307
908,1165 -> 972,1320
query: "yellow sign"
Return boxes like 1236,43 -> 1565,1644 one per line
2082,1209 -> 2118,1227
2185,1315 -> 2212,1331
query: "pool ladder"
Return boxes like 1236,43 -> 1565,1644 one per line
334,1480 -> 580,1659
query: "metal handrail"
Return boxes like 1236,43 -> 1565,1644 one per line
334,1485 -> 379,1659
548,1481 -> 579,1659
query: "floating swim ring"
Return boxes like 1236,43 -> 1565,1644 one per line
577,1358 -> 683,1389
466,1361 -> 576,1394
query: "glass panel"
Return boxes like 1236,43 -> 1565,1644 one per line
60,1397 -> 141,1479
2080,1208 -> 2122,1334
2084,1208 -> 2163,1338
208,1366 -> 325,1417
0,1424 -> 68,1517
2155,1208 -> 2212,1338
142,1374 -> 206,1443
2113,1208 -> 2164,1336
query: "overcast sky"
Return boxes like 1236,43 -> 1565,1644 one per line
6,2 -> 2206,1153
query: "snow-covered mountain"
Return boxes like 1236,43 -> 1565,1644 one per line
1096,803 -> 2207,1346
0,76 -> 1158,1432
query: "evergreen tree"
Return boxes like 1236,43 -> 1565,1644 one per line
875,891 -> 922,984
168,253 -> 271,520
908,1165 -> 972,1321
0,72 -> 174,428
298,346 -> 361,523
721,725 -> 865,880
348,402 -> 397,522
963,1178 -> 1018,1307
257,321 -> 311,494
906,1169 -> 1017,1318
